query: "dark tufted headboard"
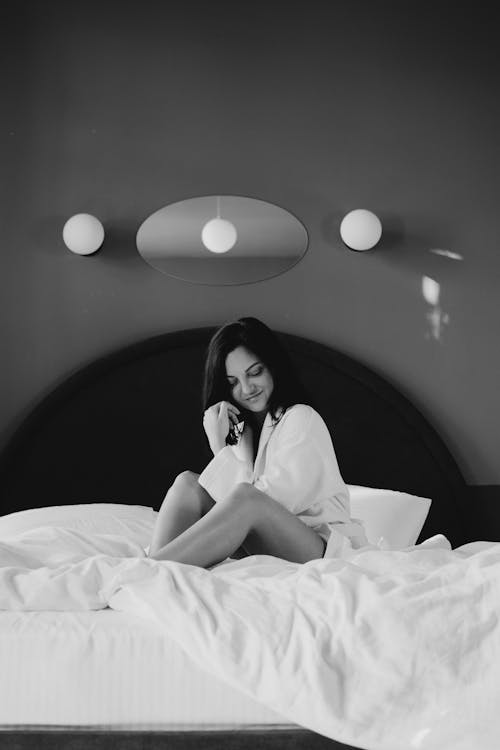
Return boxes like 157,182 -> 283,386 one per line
0,328 -> 467,546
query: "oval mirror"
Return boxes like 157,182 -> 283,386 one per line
136,195 -> 309,285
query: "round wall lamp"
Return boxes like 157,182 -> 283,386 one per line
63,213 -> 105,255
340,209 -> 382,251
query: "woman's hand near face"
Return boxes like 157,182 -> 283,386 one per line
203,401 -> 241,455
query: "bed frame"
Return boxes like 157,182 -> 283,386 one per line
0,327 -> 468,750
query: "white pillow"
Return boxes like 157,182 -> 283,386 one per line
348,485 -> 432,549
0,504 -> 158,548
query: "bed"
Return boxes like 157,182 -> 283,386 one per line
0,326 -> 496,750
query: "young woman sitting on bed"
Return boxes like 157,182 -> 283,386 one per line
149,317 -> 367,567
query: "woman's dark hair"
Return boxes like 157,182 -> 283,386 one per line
203,317 -> 313,425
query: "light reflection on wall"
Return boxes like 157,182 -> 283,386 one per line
422,276 -> 449,341
422,248 -> 463,341
429,248 -> 464,261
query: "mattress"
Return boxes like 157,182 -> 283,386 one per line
0,608 -> 292,728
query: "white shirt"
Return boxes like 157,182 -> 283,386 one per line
198,404 -> 367,555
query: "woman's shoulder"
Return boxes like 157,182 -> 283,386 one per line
279,404 -> 324,430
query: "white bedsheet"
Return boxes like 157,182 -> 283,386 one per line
0,526 -> 499,750
0,609 -> 288,726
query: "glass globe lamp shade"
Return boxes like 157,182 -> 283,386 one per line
63,214 -> 105,255
340,209 -> 382,251
201,217 -> 238,254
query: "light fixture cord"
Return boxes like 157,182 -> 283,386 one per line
217,196 -> 221,219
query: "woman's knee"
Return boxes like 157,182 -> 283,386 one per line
223,483 -> 265,520
172,470 -> 200,490
169,470 -> 214,515
161,471 -> 200,508
225,482 -> 253,503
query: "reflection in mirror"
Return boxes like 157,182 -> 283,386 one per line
136,195 -> 309,285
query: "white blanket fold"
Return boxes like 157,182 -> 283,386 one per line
0,526 -> 499,750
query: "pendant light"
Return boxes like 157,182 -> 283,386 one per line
201,196 -> 238,254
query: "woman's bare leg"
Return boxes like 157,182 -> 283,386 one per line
149,471 -> 215,557
149,482 -> 325,568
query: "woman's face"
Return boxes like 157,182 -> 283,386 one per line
225,346 -> 274,415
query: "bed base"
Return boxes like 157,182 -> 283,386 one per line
0,726 -> 357,750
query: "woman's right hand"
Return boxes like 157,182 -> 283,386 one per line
203,401 -> 241,455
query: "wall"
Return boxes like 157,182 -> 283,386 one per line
2,0 -> 500,485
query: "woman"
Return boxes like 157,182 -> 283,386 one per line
149,317 -> 366,567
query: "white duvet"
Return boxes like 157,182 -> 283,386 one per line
0,526 -> 499,750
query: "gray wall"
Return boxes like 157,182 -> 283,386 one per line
2,1 -> 499,484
